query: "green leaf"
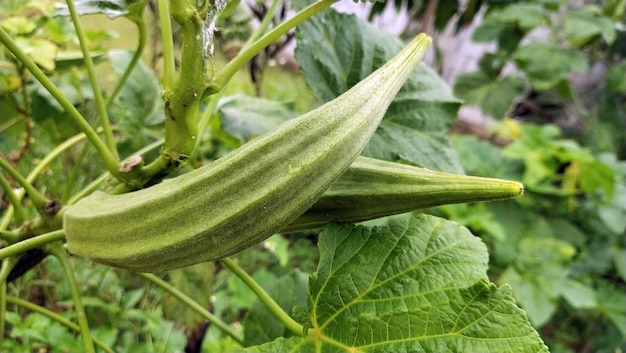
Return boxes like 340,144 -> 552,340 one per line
217,94 -> 298,144
472,3 -> 548,51
514,43 -> 588,91
295,8 -> 463,173
163,263 -> 215,327
1,16 -> 37,34
564,8 -> 616,47
606,62 -> 626,94
107,50 -> 164,156
453,72 -> 526,118
596,283 -> 626,336
243,271 -> 309,346
499,236 -> 576,326
14,37 -> 58,71
242,214 -> 547,352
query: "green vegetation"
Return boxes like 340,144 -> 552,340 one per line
0,0 -> 623,352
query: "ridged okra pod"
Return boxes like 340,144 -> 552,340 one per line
284,156 -> 524,232
63,34 -> 433,272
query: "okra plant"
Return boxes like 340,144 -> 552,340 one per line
0,1 -> 549,352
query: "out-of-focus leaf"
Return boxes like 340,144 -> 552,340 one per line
107,50 -> 164,156
164,263 -> 216,327
564,8 -> 616,47
499,236 -> 576,326
295,8 -> 463,173
514,43 -> 588,91
14,37 -> 58,71
472,3 -> 548,51
606,62 -> 626,94
453,71 -> 525,118
596,283 -> 626,336
243,271 -> 308,346
55,0 -> 128,19
217,94 -> 297,145
1,16 -> 37,34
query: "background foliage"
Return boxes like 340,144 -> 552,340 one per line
0,0 -> 624,352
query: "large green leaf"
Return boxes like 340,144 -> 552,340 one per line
295,8 -> 463,173
107,50 -> 164,156
240,214 -> 548,352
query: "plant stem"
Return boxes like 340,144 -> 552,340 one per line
138,272 -> 245,346
0,131 -> 88,231
162,1 -> 211,163
0,172 -> 25,225
0,230 -> 65,260
65,0 -> 118,159
0,283 -> 6,347
5,295 -> 114,353
212,0 -> 337,92
221,257 -> 305,336
46,242 -> 95,353
196,0 -> 283,144
158,0 -> 175,90
0,230 -> 20,243
68,138 -> 165,204
107,17 -> 148,108
0,157 -> 49,211
0,27 -> 123,180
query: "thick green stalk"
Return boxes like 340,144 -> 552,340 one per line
0,28 -> 123,179
138,272 -> 244,346
221,258 -> 306,336
65,0 -> 118,159
46,243 -> 95,353
162,1 -> 211,163
5,296 -> 114,353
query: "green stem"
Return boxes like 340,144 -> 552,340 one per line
0,27 -> 123,180
107,17 -> 148,108
196,0 -> 283,143
46,242 -> 95,353
62,142 -> 91,204
68,138 -> 165,204
65,0 -> 118,159
0,257 -> 17,291
0,131 -> 88,230
0,283 -> 6,347
0,157 -> 49,211
245,0 -> 282,48
138,272 -> 245,346
0,172 -> 25,225
5,295 -> 114,353
158,0 -> 175,90
163,1 -> 211,163
221,257 -> 305,336
212,0 -> 337,91
0,259 -> 16,348
0,230 -> 65,260
0,230 -> 20,243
